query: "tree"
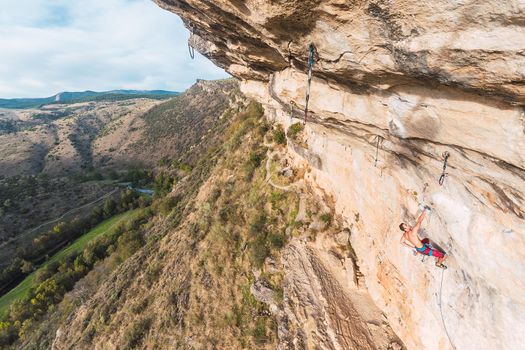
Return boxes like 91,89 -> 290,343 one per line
92,206 -> 104,222
154,172 -> 174,196
73,255 -> 89,275
17,319 -> 32,340
103,198 -> 117,218
119,190 -> 136,211
8,299 -> 31,323
20,260 -> 33,274
53,222 -> 66,235
138,196 -> 149,208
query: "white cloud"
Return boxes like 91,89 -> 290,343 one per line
0,0 -> 229,98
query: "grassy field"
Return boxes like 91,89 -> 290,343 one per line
0,209 -> 139,317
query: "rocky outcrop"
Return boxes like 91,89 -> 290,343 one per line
155,1 -> 524,349
278,235 -> 404,350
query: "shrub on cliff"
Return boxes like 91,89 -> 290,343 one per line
287,122 -> 304,142
272,126 -> 286,145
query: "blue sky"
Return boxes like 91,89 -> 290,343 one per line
0,0 -> 229,98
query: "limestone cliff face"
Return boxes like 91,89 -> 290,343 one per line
155,1 -> 525,349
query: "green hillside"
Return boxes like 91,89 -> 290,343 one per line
0,210 -> 139,317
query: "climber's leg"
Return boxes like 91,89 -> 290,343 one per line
433,250 -> 448,268
431,249 -> 444,259
416,243 -> 448,267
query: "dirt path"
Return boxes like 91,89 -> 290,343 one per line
263,136 -> 302,192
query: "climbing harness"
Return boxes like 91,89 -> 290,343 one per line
303,43 -> 318,124
188,24 -> 195,60
438,269 -> 457,350
438,151 -> 450,186
414,236 -> 432,263
374,135 -> 384,167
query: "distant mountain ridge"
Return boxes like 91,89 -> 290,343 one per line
0,89 -> 180,109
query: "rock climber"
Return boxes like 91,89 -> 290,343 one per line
399,206 -> 448,268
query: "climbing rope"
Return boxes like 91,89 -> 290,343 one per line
188,24 -> 195,60
374,135 -> 383,167
303,43 -> 318,124
438,151 -> 450,186
438,268 -> 457,350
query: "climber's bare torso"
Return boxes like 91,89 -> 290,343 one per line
399,210 -> 427,250
402,227 -> 424,249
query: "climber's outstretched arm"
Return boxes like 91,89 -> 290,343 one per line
413,210 -> 426,232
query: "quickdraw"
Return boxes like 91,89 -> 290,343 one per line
374,135 -> 383,167
188,24 -> 195,60
188,42 -> 195,60
188,43 -> 195,59
303,43 -> 318,124
438,151 -> 450,186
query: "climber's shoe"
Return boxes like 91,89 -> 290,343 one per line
436,262 -> 448,269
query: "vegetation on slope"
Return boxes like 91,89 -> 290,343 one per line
0,81 -> 245,349
0,207 -> 153,347
0,78 -> 235,280
0,175 -> 113,243
136,78 -> 240,165
0,79 -> 239,300
171,107 -> 299,348
0,189 -> 148,300
0,80 -> 252,349
9,98 -> 301,349
0,209 -> 140,317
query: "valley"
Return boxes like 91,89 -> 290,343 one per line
0,80 -> 238,241
0,80 -> 246,349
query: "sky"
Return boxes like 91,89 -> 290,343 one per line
0,0 -> 229,98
